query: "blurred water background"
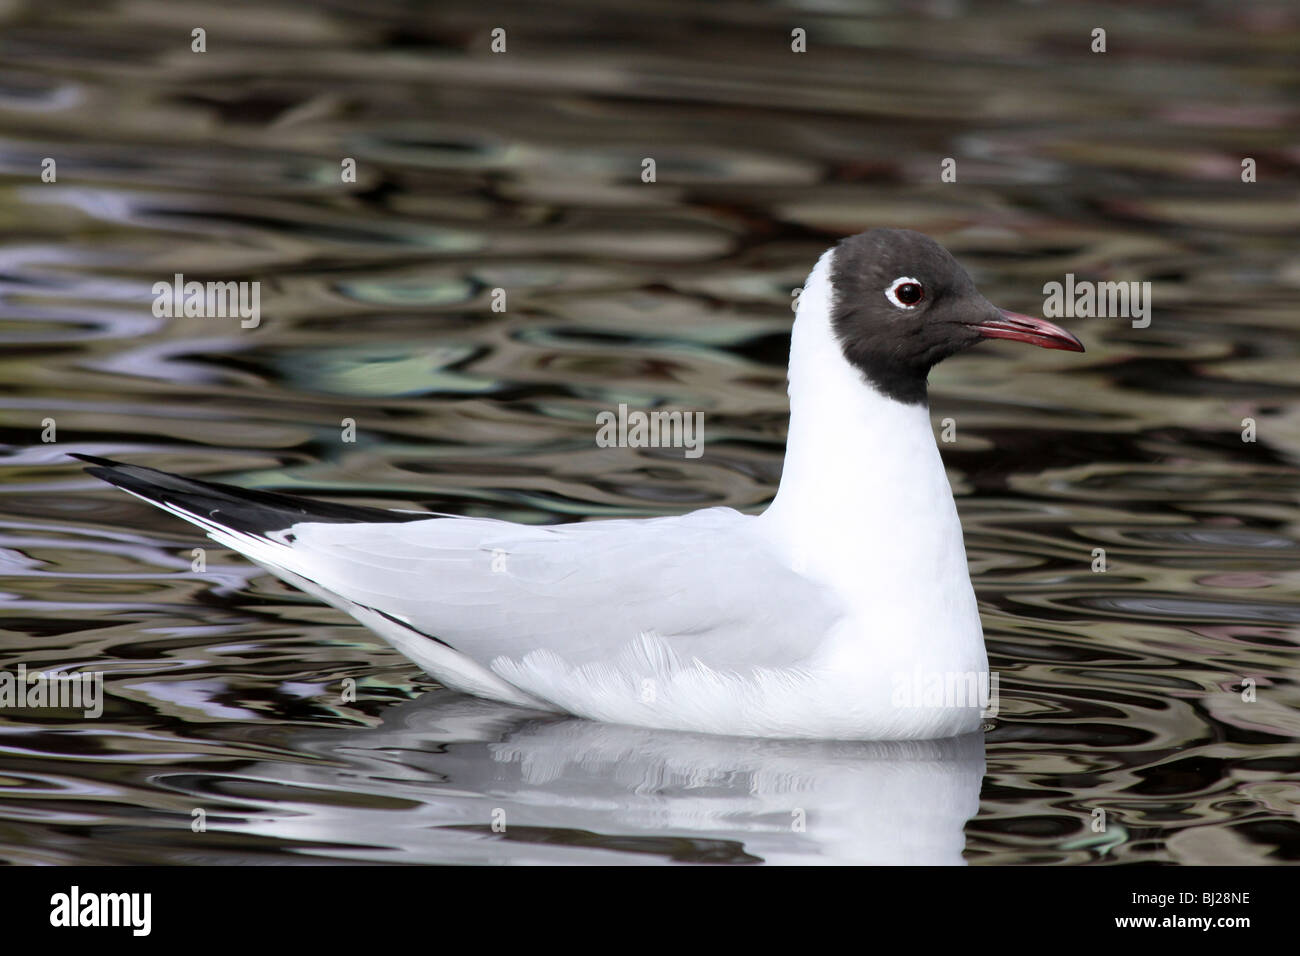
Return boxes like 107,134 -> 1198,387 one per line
0,0 -> 1297,864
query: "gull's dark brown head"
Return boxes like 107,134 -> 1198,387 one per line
830,228 -> 1084,405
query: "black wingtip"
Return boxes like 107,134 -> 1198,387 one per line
73,453 -> 431,533
68,452 -> 122,468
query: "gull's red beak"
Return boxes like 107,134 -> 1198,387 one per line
972,309 -> 1085,352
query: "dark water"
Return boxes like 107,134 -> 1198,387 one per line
0,0 -> 1298,864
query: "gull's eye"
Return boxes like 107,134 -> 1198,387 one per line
885,276 -> 925,309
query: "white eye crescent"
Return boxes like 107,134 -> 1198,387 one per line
885,276 -> 925,309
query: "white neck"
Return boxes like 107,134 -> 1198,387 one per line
760,248 -> 975,634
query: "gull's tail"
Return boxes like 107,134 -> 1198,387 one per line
70,453 -> 423,539
71,453 -> 550,709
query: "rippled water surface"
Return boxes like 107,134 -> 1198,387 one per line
0,0 -> 1298,864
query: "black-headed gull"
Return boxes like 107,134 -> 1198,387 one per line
75,229 -> 1084,740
